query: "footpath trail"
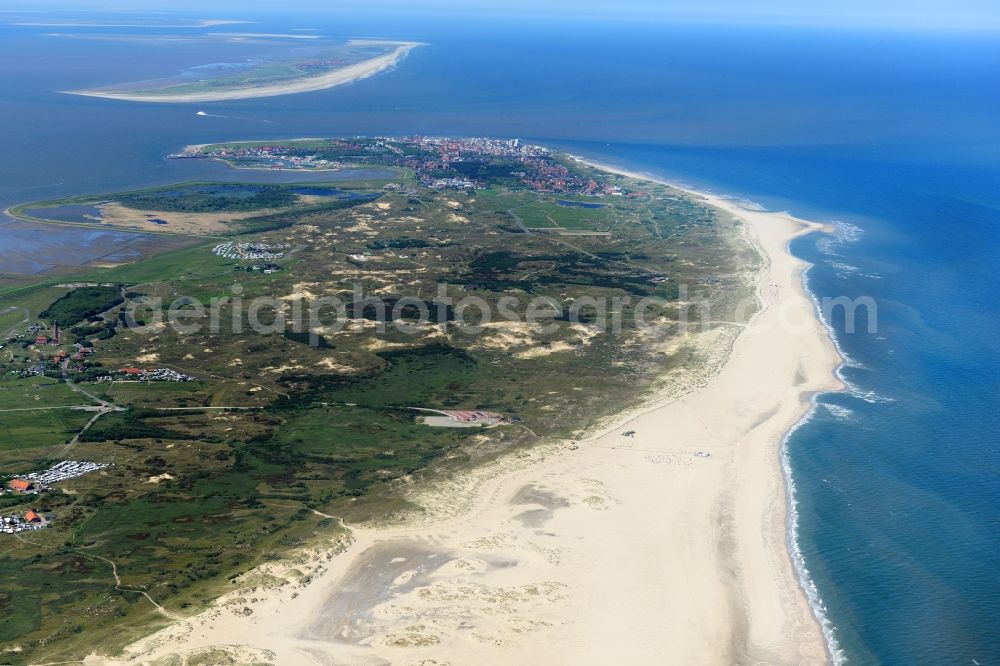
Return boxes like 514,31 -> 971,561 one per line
12,532 -> 181,622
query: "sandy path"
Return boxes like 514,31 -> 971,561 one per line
85,176 -> 841,666
66,41 -> 423,103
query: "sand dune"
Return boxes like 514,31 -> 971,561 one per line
87,171 -> 841,666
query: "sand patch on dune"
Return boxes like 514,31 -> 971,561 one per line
316,358 -> 358,373
514,341 -> 575,359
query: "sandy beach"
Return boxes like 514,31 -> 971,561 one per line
66,41 -> 424,103
86,169 -> 843,666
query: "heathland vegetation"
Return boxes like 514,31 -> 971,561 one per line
0,137 -> 757,663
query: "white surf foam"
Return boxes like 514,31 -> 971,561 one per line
816,220 -> 863,257
786,227 -> 863,664
823,403 -> 855,419
782,401 -> 848,666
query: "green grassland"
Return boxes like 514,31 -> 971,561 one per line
0,377 -> 92,411
0,409 -> 93,451
0,285 -> 72,320
513,198 -> 615,230
0,146 -> 759,663
197,138 -> 338,153
0,308 -> 26,336
85,242 -> 232,285
97,380 -> 271,409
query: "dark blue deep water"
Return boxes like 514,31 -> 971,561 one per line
1,12 -> 998,663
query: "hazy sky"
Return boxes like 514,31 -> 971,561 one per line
341,0 -> 1000,30
8,0 -> 1000,30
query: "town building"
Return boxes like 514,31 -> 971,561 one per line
8,479 -> 34,493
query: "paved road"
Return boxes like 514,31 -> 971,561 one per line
60,358 -> 123,410
58,358 -> 125,455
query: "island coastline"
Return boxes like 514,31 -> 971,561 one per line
64,40 -> 425,103
575,156 -> 847,663
84,160 -> 844,666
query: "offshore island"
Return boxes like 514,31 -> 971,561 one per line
0,137 -> 839,665
64,40 -> 423,103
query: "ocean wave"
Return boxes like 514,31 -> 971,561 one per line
841,356 -> 867,370
782,402 -> 848,666
827,261 -> 881,281
815,237 -> 841,257
834,221 -> 864,243
835,364 -> 896,403
829,261 -> 859,273
815,220 -> 864,257
800,274 -> 866,370
783,247 -> 879,663
829,261 -> 862,279
823,403 -> 855,419
846,383 -> 894,404
805,268 -> 893,403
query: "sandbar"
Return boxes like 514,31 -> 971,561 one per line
65,40 -> 424,103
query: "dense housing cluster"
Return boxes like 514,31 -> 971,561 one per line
184,136 -> 647,197
4,329 -> 101,379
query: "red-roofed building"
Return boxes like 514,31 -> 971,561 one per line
120,367 -> 142,375
35,336 -> 49,345
8,479 -> 34,493
24,510 -> 42,524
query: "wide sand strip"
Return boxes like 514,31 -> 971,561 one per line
66,41 -> 424,103
87,170 -> 842,666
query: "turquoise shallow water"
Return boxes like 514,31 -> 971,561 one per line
1,14 -> 998,662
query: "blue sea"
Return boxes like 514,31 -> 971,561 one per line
1,11 -> 998,663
